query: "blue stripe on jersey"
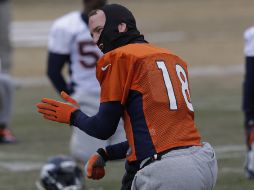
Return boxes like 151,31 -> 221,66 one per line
126,90 -> 156,161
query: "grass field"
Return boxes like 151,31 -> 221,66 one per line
1,0 -> 254,189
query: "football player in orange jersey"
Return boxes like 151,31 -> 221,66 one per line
36,4 -> 218,190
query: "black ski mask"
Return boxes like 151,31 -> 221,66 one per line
97,4 -> 147,54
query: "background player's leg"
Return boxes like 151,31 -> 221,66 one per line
0,0 -> 12,73
0,74 -> 16,143
243,56 -> 254,178
244,116 -> 254,178
0,0 -> 15,144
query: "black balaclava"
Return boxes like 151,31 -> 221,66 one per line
97,4 -> 147,54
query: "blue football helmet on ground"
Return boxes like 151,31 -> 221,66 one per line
36,155 -> 84,190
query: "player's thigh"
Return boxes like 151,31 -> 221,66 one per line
192,142 -> 218,188
132,156 -> 202,190
132,143 -> 217,190
0,75 -> 14,109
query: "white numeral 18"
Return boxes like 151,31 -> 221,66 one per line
156,61 -> 194,112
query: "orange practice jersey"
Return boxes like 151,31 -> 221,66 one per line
96,43 -> 201,162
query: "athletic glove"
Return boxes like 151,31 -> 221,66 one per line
85,148 -> 109,180
36,91 -> 79,124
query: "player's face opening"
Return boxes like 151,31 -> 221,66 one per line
89,10 -> 106,45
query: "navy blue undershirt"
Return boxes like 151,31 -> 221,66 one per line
70,101 -> 128,160
106,141 -> 129,160
243,56 -> 254,123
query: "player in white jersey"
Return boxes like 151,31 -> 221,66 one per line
47,0 -> 125,162
243,26 -> 254,179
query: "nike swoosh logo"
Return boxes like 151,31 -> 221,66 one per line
101,64 -> 111,71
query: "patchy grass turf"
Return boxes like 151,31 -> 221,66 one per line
1,0 -> 254,189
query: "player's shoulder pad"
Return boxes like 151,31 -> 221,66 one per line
244,26 -> 254,56
244,26 -> 254,41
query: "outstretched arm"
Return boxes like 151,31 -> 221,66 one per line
36,92 -> 124,140
71,101 -> 123,140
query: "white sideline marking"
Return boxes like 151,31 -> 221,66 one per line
14,64 -> 243,88
0,151 -> 45,160
13,20 -> 239,47
11,21 -> 186,47
215,145 -> 246,159
11,21 -> 52,48
215,144 -> 246,153
0,144 -> 247,172
220,167 -> 243,174
0,162 -> 42,172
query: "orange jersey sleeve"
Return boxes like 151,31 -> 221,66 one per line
96,51 -> 136,105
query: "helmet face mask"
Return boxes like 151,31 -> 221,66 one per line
36,156 -> 84,190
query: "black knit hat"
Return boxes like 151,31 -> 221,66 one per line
97,4 -> 147,53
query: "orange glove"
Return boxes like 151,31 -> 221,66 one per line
60,91 -> 79,107
36,91 -> 79,124
85,148 -> 109,180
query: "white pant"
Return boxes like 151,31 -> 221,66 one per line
70,90 -> 126,162
131,142 -> 218,190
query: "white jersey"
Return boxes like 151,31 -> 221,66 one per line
48,11 -> 103,94
244,26 -> 254,57
48,12 -> 126,162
